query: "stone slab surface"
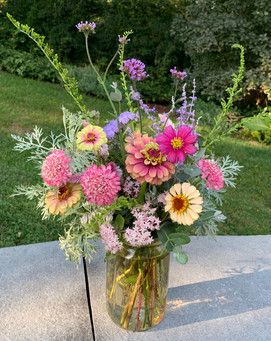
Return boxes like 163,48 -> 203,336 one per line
0,236 -> 271,341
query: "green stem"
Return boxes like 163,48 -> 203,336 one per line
103,48 -> 120,82
85,34 -> 118,116
121,270 -> 142,329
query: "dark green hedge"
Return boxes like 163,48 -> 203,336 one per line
0,0 -> 270,105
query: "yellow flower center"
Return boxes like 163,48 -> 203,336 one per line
171,137 -> 183,149
85,132 -> 97,143
58,184 -> 71,200
141,142 -> 166,165
172,194 -> 189,213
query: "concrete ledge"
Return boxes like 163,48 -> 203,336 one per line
0,236 -> 271,341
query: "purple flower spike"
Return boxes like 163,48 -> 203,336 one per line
170,67 -> 187,80
120,58 -> 148,81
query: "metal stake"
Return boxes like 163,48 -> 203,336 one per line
82,256 -> 96,341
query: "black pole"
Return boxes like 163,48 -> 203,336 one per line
82,256 -> 96,341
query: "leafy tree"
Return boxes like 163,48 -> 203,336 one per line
171,0 -> 271,105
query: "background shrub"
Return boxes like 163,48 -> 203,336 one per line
171,0 -> 271,105
0,0 -> 270,107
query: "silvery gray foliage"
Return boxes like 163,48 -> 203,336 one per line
11,126 -> 65,166
219,155 -> 243,187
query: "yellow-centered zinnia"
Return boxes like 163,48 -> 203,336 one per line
165,182 -> 203,226
76,124 -> 107,152
45,183 -> 81,215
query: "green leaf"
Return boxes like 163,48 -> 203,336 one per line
194,148 -> 206,162
110,90 -> 122,102
123,274 -> 138,285
183,165 -> 201,178
158,222 -> 190,251
173,246 -> 188,264
112,214 -> 125,229
169,233 -> 191,245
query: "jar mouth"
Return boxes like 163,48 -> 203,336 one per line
117,239 -> 168,260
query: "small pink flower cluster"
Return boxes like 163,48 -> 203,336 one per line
80,163 -> 121,206
125,203 -> 160,247
41,150 -> 72,187
198,159 -> 224,191
100,221 -> 123,254
123,177 -> 140,198
118,35 -> 130,45
120,58 -> 148,81
170,67 -> 187,80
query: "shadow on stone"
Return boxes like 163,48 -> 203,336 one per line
154,269 -> 271,331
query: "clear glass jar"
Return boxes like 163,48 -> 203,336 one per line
106,242 -> 170,331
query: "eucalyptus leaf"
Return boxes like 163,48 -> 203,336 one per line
173,246 -> 188,264
194,148 -> 206,162
183,165 -> 201,178
110,90 -> 122,102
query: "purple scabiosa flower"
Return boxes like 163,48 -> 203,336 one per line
170,67 -> 187,80
103,119 -> 118,140
120,58 -> 148,81
76,21 -> 96,34
118,35 -> 130,45
118,111 -> 136,124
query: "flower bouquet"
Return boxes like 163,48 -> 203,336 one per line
8,15 -> 244,331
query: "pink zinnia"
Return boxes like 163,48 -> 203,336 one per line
80,163 -> 121,206
125,132 -> 175,185
41,150 -> 72,187
100,222 -> 123,254
198,159 -> 224,191
156,125 -> 198,164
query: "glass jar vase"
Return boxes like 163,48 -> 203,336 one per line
106,242 -> 170,331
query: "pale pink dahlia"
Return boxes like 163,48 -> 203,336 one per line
100,222 -> 123,254
198,159 -> 224,191
41,150 -> 72,187
80,163 -> 121,206
156,125 -> 198,164
125,132 -> 175,185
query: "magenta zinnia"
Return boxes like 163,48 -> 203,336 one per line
125,132 -> 175,185
41,150 -> 72,187
80,163 -> 121,206
156,125 -> 198,164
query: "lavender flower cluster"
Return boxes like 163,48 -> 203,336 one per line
120,58 -> 148,81
76,21 -> 96,33
170,67 -> 187,80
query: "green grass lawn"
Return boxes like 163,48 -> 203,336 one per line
0,71 -> 270,248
